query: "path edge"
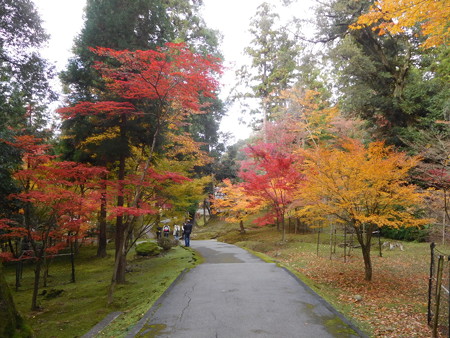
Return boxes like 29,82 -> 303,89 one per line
125,268 -> 189,337
282,267 -> 369,338
81,311 -> 123,338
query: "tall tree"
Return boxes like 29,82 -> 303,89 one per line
235,2 -> 301,133
0,0 -> 53,330
59,0 -> 224,257
0,0 -> 55,218
313,0 -> 449,146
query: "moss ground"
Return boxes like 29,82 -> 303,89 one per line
4,244 -> 200,337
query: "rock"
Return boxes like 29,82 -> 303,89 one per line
354,295 -> 363,302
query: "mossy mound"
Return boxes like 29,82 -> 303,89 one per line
135,241 -> 162,256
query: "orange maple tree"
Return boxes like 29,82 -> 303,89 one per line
212,179 -> 261,234
352,0 -> 450,48
297,139 -> 430,281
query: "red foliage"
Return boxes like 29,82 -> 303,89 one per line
239,142 -> 304,227
58,101 -> 136,119
1,136 -> 108,261
91,43 -> 222,112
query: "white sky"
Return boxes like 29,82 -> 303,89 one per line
34,0 -> 314,144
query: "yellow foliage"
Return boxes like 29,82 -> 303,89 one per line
352,0 -> 450,48
79,127 -> 120,149
213,179 -> 263,223
296,139 -> 431,229
163,176 -> 212,219
281,88 -> 339,147
163,131 -> 211,169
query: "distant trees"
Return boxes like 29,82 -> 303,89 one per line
213,179 -> 260,234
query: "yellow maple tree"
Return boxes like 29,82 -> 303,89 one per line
296,139 -> 431,281
352,0 -> 450,48
213,179 -> 262,233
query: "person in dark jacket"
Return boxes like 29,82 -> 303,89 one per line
183,220 -> 193,247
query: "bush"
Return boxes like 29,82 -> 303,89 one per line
157,238 -> 177,251
135,241 -> 162,256
380,225 -> 429,242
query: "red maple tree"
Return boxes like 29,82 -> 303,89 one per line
1,135 -> 106,309
58,42 -> 222,286
239,142 -> 304,241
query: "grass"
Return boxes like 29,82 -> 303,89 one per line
4,243 -> 200,337
195,217 -> 445,337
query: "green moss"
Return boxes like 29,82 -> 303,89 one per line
4,245 -> 199,337
135,241 -> 162,256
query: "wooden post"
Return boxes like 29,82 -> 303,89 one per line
316,227 -> 321,256
378,230 -> 382,257
344,225 -> 347,263
433,255 -> 444,337
333,227 -> 337,254
428,242 -> 435,326
448,256 -> 450,338
329,224 -> 333,260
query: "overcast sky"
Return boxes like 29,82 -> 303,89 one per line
34,0 -> 314,143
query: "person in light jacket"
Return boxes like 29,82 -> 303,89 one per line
173,224 -> 181,241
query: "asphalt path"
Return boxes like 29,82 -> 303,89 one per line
127,240 -> 365,338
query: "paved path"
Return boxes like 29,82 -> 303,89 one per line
127,240 -> 364,338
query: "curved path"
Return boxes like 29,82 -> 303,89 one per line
127,240 -> 365,338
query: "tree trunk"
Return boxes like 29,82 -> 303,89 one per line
113,114 -> 127,284
97,188 -> 108,258
31,260 -> 41,310
361,244 -> 372,281
355,222 -> 374,281
281,215 -> 286,242
0,267 -> 32,337
239,220 -> 245,234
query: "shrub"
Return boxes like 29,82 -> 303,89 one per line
380,225 -> 429,242
135,241 -> 162,256
157,238 -> 177,251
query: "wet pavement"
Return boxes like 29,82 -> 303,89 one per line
126,240 -> 365,338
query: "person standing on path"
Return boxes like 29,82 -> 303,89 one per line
183,220 -> 193,247
163,224 -> 170,238
173,224 -> 181,241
